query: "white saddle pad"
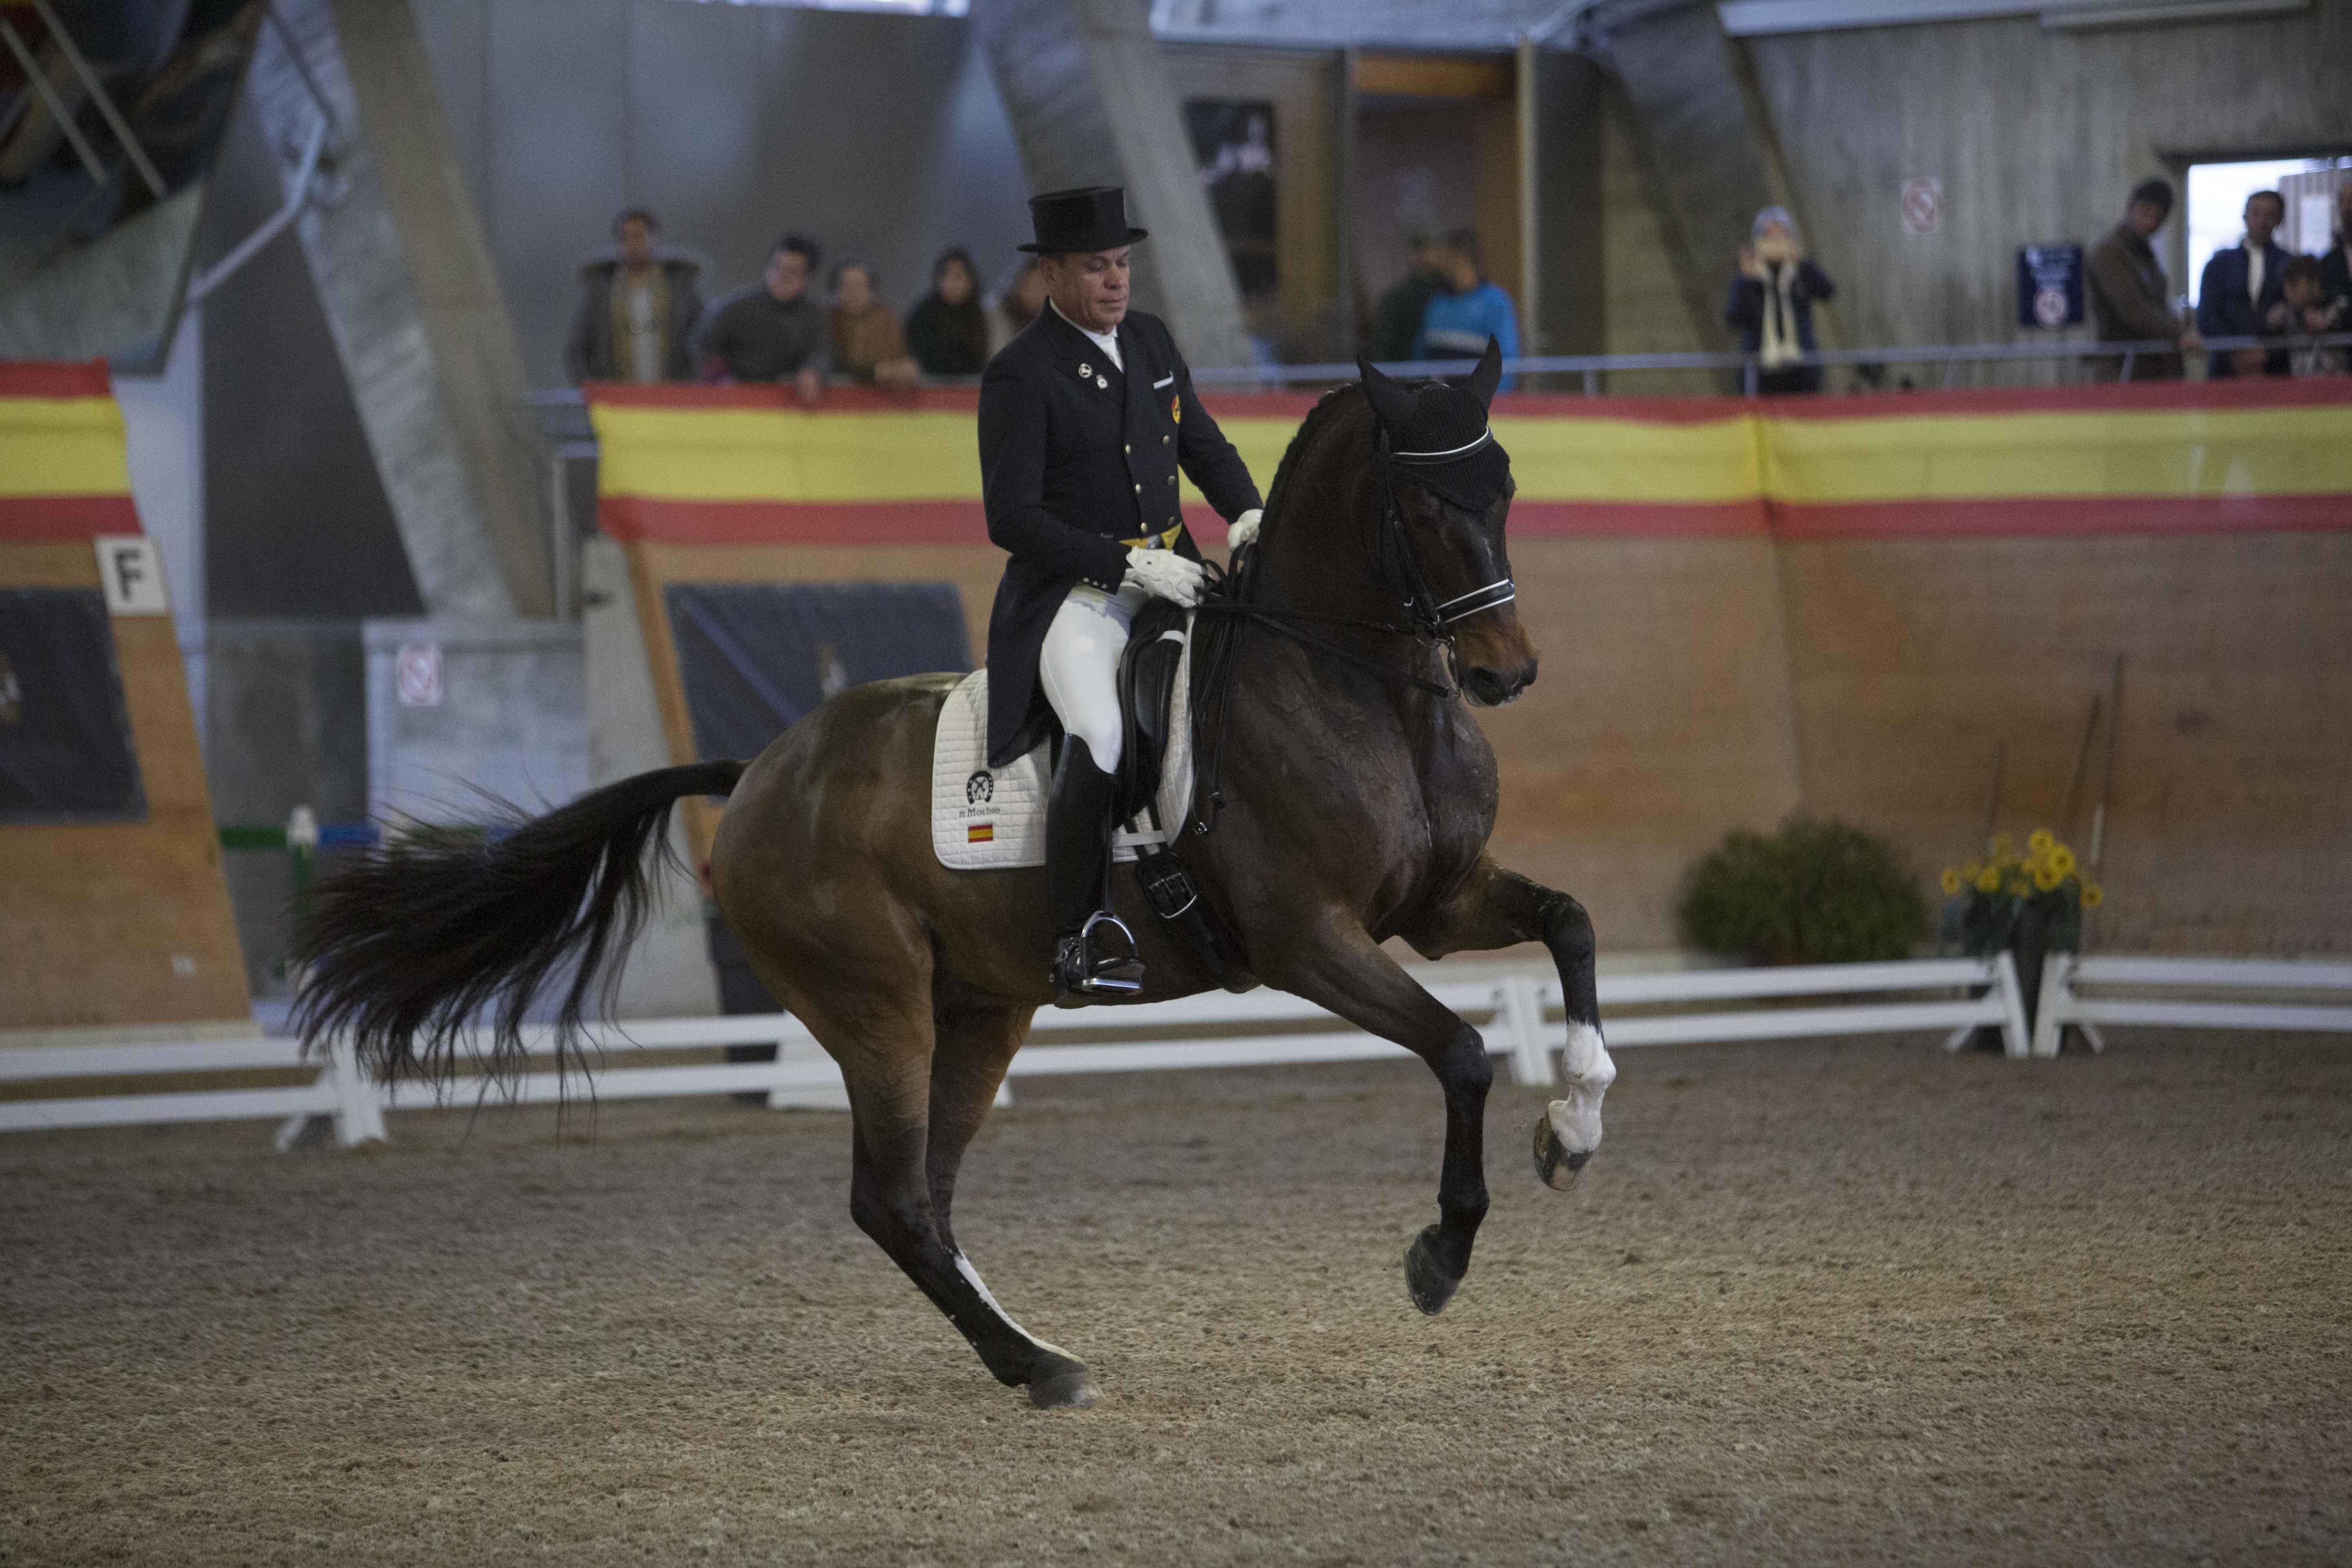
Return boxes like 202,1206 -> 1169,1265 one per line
932,621 -> 1196,872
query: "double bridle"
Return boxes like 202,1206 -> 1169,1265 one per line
1187,404 -> 1517,835
1372,424 -> 1517,633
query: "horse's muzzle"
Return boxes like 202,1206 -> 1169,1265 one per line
1460,658 -> 1535,707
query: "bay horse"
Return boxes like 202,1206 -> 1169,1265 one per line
291,342 -> 1617,1410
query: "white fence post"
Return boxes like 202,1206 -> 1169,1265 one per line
327,1038 -> 389,1146
1497,975 -> 1555,1086
1991,951 -> 2031,1058
2032,955 -> 2074,1059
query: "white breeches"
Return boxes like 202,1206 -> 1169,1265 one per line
1040,581 -> 1148,772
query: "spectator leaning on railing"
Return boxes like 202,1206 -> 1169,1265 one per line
2087,178 -> 2198,381
905,248 -> 991,378
828,260 -> 922,387
694,232 -> 829,401
1724,206 -> 1834,395
1414,227 -> 1519,385
564,207 -> 704,384
2197,189 -> 2293,378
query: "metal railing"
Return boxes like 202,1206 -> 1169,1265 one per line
524,331 -> 2352,411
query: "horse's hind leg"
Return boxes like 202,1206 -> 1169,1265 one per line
796,989 -> 1094,1408
1399,854 -> 1615,1192
924,1001 -> 1034,1254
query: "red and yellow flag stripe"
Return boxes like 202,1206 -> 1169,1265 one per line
589,378 -> 2352,546
0,361 -> 142,541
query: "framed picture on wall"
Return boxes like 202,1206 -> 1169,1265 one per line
1183,99 -> 1278,299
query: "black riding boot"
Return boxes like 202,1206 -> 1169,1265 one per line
1048,737 -> 1143,1005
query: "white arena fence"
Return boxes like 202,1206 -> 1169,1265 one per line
7,951 -> 2343,1149
2031,955 -> 2352,1059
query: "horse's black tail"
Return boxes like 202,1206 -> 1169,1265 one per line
289,760 -> 745,1091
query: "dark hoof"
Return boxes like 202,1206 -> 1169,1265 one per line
1403,1226 -> 1462,1316
1533,1113 -> 1590,1192
1026,1352 -> 1098,1410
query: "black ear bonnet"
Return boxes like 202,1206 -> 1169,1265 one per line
1356,344 -> 1512,514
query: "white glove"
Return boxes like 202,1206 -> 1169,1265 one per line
1121,546 -> 1208,607
1226,508 -> 1263,552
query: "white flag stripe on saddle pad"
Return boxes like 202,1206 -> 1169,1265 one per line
930,624 -> 1196,873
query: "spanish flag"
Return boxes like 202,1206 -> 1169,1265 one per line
588,378 -> 2352,547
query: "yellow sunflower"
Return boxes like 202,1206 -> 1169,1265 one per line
2049,845 -> 2076,877
1975,867 -> 2001,893
2033,863 -> 2062,891
1941,867 -> 1963,895
2027,829 -> 2054,854
2081,883 -> 2104,908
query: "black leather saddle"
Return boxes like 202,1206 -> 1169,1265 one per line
1113,597 -> 1191,829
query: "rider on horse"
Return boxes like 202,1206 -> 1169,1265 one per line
978,186 -> 1265,1005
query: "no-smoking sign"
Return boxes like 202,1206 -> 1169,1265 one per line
395,641 -> 443,707
1901,177 -> 1942,236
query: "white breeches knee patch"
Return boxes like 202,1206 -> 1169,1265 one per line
1040,582 -> 1146,772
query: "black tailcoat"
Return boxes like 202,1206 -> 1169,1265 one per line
978,305 -> 1261,765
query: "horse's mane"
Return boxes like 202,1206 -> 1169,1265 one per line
1258,383 -> 1364,547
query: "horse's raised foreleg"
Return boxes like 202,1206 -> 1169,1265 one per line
1257,917 -> 1493,1315
1399,855 -> 1615,1191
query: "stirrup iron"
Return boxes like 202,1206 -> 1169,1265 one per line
1054,910 -> 1145,1003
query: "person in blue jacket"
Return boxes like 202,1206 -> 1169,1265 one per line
1413,228 -> 1519,386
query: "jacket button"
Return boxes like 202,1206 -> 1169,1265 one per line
1133,482 -> 1141,493
1123,443 -> 1131,453
1162,435 -> 1170,445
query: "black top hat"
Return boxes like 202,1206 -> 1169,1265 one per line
1018,186 -> 1148,254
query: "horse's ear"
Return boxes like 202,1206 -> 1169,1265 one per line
1460,336 -> 1503,411
1357,355 -> 1417,433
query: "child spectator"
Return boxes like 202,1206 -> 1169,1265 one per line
2281,255 -> 2345,377
564,208 -> 704,384
1725,207 -> 1835,394
904,248 -> 990,377
827,261 -> 921,386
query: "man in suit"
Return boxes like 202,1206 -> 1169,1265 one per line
2197,190 -> 2294,377
978,186 -> 1264,1004
2088,178 -> 2198,381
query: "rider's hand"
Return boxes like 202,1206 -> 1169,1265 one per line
1226,508 -> 1262,553
1122,547 -> 1208,607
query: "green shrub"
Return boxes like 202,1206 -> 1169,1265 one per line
1678,817 -> 1927,966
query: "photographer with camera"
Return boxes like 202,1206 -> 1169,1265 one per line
1725,206 -> 1836,395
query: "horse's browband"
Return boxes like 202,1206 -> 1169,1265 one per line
1389,428 -> 1494,464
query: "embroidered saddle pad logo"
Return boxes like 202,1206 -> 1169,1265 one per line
931,633 -> 1197,873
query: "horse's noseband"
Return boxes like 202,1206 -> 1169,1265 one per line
1376,426 -> 1517,633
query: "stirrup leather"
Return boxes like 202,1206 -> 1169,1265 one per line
1055,910 -> 1145,1000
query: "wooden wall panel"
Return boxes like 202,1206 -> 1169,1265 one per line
0,543 -> 250,1032
1781,532 -> 2352,954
